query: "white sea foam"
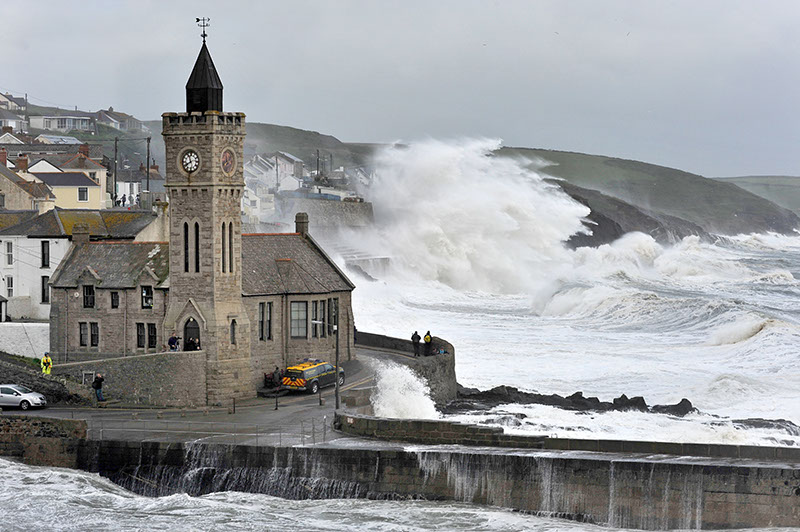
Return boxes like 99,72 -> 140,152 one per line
343,138 -> 800,444
370,361 -> 440,420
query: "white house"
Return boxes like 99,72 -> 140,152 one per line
29,114 -> 93,133
0,233 -> 69,320
0,93 -> 26,112
0,110 -> 27,133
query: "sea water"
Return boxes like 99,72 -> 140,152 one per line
5,138 -> 800,529
348,139 -> 800,447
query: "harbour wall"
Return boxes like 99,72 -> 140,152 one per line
355,331 -> 457,405
2,416 -> 799,529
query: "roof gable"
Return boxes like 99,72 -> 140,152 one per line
241,233 -> 354,295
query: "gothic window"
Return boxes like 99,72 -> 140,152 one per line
221,222 -> 227,273
183,222 -> 189,272
194,222 -> 200,272
110,291 -> 119,309
229,221 -> 234,273
230,319 -> 237,345
312,301 -> 318,338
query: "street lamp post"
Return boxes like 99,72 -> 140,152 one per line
334,323 -> 340,410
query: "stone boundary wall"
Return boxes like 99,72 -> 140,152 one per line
335,411 -> 545,449
335,412 -> 800,462
0,415 -> 87,467
356,331 -> 457,405
52,350 -> 207,408
78,439 -> 800,529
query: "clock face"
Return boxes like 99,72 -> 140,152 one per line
221,148 -> 236,176
181,150 -> 200,173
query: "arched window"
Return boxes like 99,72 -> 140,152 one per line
194,222 -> 200,272
230,319 -> 237,345
221,222 -> 227,273
183,222 -> 189,273
228,220 -> 234,274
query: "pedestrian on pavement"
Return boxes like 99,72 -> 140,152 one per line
423,330 -> 432,356
273,366 -> 283,388
40,352 -> 52,375
91,373 -> 105,402
411,331 -> 421,357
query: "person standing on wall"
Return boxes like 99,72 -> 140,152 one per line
168,332 -> 179,351
40,352 -> 52,375
411,331 -> 421,357
423,331 -> 432,356
91,373 -> 105,403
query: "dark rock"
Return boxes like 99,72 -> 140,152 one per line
732,418 -> 800,436
651,398 -> 695,417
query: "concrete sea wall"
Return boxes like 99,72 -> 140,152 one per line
3,416 -> 798,529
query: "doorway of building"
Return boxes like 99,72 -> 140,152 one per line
184,317 -> 200,350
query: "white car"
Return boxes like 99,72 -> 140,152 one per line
0,384 -> 47,410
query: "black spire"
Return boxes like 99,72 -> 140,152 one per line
186,43 -> 223,113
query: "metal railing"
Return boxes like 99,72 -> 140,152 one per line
88,416 -> 331,447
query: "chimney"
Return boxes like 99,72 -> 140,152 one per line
72,223 -> 90,245
295,212 -> 309,237
151,158 -> 159,172
0,148 -> 6,167
79,143 -> 90,157
16,155 -> 28,173
139,162 -> 145,172
1,126 -> 12,134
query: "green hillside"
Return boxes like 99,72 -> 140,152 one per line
712,176 -> 800,216
500,147 -> 799,235
144,120 -> 371,171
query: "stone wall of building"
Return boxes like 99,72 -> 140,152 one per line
246,291 -> 356,390
0,177 -> 33,210
0,415 -> 86,467
49,283 -> 168,363
52,350 -> 207,407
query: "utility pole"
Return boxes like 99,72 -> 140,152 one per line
316,149 -> 320,178
113,137 -> 119,200
275,154 -> 279,191
145,136 -> 151,192
333,298 -> 340,410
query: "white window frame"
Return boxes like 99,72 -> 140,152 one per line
78,187 -> 89,202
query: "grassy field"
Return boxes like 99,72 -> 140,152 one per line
712,176 -> 800,216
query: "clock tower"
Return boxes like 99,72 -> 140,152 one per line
162,37 -> 251,404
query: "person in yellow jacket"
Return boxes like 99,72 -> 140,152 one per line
423,331 -> 432,356
41,352 -> 52,375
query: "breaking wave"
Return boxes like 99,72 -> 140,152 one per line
370,361 -> 440,420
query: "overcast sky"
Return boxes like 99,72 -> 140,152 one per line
4,0 -> 800,176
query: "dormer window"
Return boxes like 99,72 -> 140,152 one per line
83,285 -> 95,308
141,286 -> 153,309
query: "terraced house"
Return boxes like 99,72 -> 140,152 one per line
47,41 -> 355,406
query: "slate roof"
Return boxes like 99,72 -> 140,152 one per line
186,43 -> 223,90
0,208 -> 156,239
0,211 -> 38,231
0,109 -> 24,121
241,233 -> 354,295
33,172 -> 99,187
0,165 -> 54,200
60,153 -> 105,171
50,241 -> 169,288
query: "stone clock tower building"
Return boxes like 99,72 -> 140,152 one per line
161,41 -> 252,404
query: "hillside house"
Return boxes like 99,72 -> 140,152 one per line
0,94 -> 26,112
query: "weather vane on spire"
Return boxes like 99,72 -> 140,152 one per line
196,17 -> 210,43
